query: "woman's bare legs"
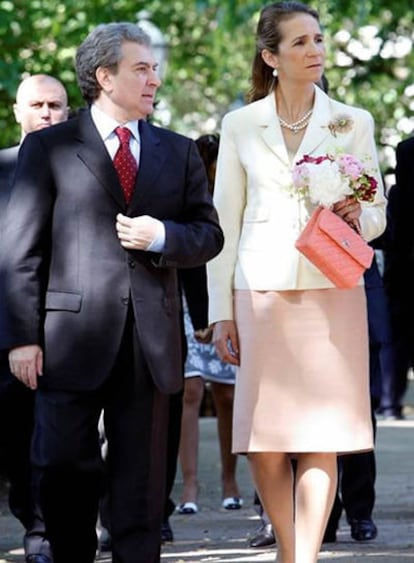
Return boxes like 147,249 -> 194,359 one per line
248,452 -> 295,563
249,451 -> 337,563
178,376 -> 204,504
295,452 -> 337,563
210,381 -> 241,500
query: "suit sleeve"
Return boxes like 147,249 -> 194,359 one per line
394,141 -> 414,257
154,139 -> 224,269
207,114 -> 246,323
179,266 -> 208,330
1,134 -> 53,347
384,140 -> 414,303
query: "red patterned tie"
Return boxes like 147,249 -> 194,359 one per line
113,127 -> 137,204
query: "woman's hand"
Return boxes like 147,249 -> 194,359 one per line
332,196 -> 361,224
212,320 -> 240,366
194,327 -> 213,344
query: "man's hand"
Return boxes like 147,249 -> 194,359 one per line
9,345 -> 43,390
116,213 -> 160,250
212,320 -> 240,366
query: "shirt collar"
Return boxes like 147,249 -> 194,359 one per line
90,104 -> 140,142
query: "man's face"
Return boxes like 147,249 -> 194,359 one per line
13,77 -> 69,137
97,41 -> 162,122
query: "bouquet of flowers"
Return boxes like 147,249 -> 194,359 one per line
294,152 -> 377,288
292,153 -> 377,208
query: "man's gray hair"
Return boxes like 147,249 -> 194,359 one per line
76,22 -> 151,105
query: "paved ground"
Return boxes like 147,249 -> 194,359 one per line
1,381 -> 413,563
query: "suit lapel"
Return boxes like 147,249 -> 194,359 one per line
127,120 -> 166,213
75,109 -> 126,209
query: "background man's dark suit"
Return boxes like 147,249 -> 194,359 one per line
0,147 -> 18,348
2,108 -> 223,563
382,138 -> 414,413
0,145 -> 51,559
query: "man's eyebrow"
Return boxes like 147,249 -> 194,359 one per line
133,61 -> 159,68
28,99 -> 63,105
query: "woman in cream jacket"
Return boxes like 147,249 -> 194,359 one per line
207,3 -> 386,563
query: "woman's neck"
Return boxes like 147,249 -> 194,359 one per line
275,83 -> 315,123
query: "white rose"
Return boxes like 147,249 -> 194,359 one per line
307,160 -> 352,207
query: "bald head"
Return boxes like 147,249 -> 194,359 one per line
14,74 -> 69,139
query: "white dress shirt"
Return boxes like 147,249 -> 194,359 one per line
90,104 -> 165,252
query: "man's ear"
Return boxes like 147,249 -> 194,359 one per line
96,66 -> 113,94
13,103 -> 21,124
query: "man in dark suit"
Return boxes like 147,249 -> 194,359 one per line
1,22 -> 223,563
0,73 -> 69,563
383,171 -> 412,417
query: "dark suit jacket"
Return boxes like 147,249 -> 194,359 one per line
0,145 -> 19,216
384,137 -> 414,347
1,109 -> 223,393
0,145 -> 19,352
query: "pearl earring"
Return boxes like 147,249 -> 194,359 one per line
272,68 -> 278,77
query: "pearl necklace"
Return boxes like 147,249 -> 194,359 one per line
278,108 -> 313,134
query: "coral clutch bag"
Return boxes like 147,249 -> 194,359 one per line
295,206 -> 374,289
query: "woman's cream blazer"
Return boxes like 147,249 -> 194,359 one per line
208,85 -> 386,323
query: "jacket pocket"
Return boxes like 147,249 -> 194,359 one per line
45,291 -> 82,312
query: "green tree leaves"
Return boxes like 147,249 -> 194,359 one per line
0,0 -> 413,179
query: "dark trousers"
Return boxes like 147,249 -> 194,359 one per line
0,355 -> 51,558
163,299 -> 186,522
379,336 -> 410,415
99,390 -> 183,533
163,390 -> 183,520
32,315 -> 170,563
367,281 -> 408,415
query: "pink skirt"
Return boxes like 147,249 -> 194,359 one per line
233,288 -> 373,454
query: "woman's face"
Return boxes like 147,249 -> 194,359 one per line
264,13 -> 325,84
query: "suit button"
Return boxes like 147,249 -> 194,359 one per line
128,259 -> 135,269
121,297 -> 129,306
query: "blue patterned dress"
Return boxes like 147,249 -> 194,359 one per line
183,299 -> 236,384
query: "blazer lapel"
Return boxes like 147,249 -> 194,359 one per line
259,87 -> 334,167
75,109 -> 126,209
259,94 -> 290,167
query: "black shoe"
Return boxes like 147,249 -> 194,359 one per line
350,518 -> 378,541
161,519 -> 174,543
380,407 -> 403,420
26,556 -> 52,563
249,523 -> 276,548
